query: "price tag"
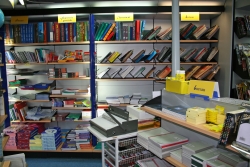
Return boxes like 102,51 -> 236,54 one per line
58,14 -> 76,23
181,12 -> 200,21
11,16 -> 28,24
115,13 -> 134,22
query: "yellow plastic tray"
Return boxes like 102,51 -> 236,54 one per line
165,80 -> 189,94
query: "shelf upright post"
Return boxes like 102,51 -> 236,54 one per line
0,25 -> 10,127
171,0 -> 180,76
89,14 -> 97,146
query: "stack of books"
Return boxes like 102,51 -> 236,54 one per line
191,148 -> 227,167
170,149 -> 182,163
136,156 -> 174,167
148,133 -> 189,158
130,93 -> 142,105
61,141 -> 76,151
186,107 -> 207,125
29,135 -> 42,150
3,124 -> 25,150
216,152 -> 248,167
41,127 -> 62,150
181,141 -> 213,167
17,126 -> 38,149
137,128 -> 169,150
162,106 -> 187,120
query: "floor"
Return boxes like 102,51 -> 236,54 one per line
26,158 -> 102,167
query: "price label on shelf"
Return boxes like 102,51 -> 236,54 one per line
11,16 -> 28,24
181,12 -> 200,21
115,13 -> 134,22
58,14 -> 76,23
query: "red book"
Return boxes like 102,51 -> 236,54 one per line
107,31 -> 114,41
135,20 -> 140,40
43,22 -> 47,42
54,22 -> 60,42
14,102 -> 28,121
60,24 -> 65,42
68,23 -> 73,42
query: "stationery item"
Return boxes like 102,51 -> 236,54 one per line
137,127 -> 170,149
119,66 -> 134,78
162,105 -> 187,120
186,107 -> 207,125
132,50 -> 146,63
182,141 -> 214,167
148,132 -> 189,158
156,66 -> 171,79
120,50 -> 133,63
185,66 -> 201,80
131,66 -> 146,78
99,52 -> 112,63
127,105 -> 155,121
97,68 -> 111,79
145,67 -> 156,78
110,68 -> 122,78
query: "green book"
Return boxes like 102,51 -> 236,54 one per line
95,22 -> 104,40
191,148 -> 227,167
206,159 -> 232,167
66,113 -> 81,121
97,23 -> 108,41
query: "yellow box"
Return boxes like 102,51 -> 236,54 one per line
166,80 -> 189,94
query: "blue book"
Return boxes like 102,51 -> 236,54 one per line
100,23 -> 111,41
130,27 -> 133,40
38,22 -> 44,43
141,20 -> 146,39
65,23 -> 68,42
116,22 -> 119,41
73,23 -> 76,42
25,24 -> 28,43
20,24 -> 24,43
134,53 -> 145,63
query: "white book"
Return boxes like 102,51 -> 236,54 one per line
97,68 -> 111,79
120,66 -> 134,78
110,68 -> 122,78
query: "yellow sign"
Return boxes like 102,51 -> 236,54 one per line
115,13 -> 134,22
11,16 -> 28,24
58,14 -> 76,23
188,80 -> 220,98
181,12 -> 200,21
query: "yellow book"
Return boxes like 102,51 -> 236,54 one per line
108,52 -> 120,63
103,23 -> 116,41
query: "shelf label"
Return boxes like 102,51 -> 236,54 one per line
11,16 -> 28,24
58,14 -> 76,23
115,13 -> 134,22
188,80 -> 220,99
181,12 -> 200,21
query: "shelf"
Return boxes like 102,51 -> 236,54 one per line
50,94 -> 90,98
96,78 -> 155,81
48,62 -> 90,65
48,77 -> 90,80
225,145 -> 238,153
53,119 -> 91,122
2,89 -> 6,93
97,103 -> 130,107
2,136 -> 9,149
6,63 -> 47,66
0,115 -> 8,125
4,142 -> 100,153
165,157 -> 186,167
156,62 -> 218,65
52,107 -> 91,110
5,41 -> 90,47
96,63 -> 155,66
11,117 -> 51,123
9,99 -> 50,102
95,40 -> 218,44
141,106 -> 221,139
0,64 -> 4,66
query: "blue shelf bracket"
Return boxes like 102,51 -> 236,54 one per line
89,14 -> 97,147
0,25 -> 10,127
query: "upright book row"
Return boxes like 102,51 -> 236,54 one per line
4,22 -> 89,44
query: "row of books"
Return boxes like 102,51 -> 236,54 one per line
98,47 -> 218,64
52,98 -> 91,108
95,21 -> 219,41
235,16 -> 250,39
235,43 -> 250,77
4,22 -> 89,44
137,127 -> 247,166
106,93 -> 147,105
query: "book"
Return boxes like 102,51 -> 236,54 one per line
156,66 -> 171,79
145,67 -> 156,78
120,66 -> 134,78
97,68 -> 111,79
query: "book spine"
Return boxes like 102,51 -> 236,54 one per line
60,24 -> 65,42
81,22 -> 85,41
69,23 -> 73,42
76,22 -> 80,42
116,22 -> 119,41
38,22 -> 44,43
65,23 -> 68,42
53,22 -> 60,42
135,20 -> 140,40
43,22 -> 47,42
73,23 -> 76,42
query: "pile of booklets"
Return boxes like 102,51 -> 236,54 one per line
135,156 -> 174,167
148,133 -> 189,158
170,149 -> 182,163
16,126 -> 38,150
41,127 -> 62,150
181,141 -> 213,167
137,128 -> 169,150
106,93 -> 148,105
162,105 -> 188,120
4,124 -> 25,150
29,135 -> 42,150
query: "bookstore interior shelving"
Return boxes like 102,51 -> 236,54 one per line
0,0 -> 241,165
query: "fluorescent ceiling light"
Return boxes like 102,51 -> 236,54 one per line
19,0 -> 24,5
91,1 -> 156,7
